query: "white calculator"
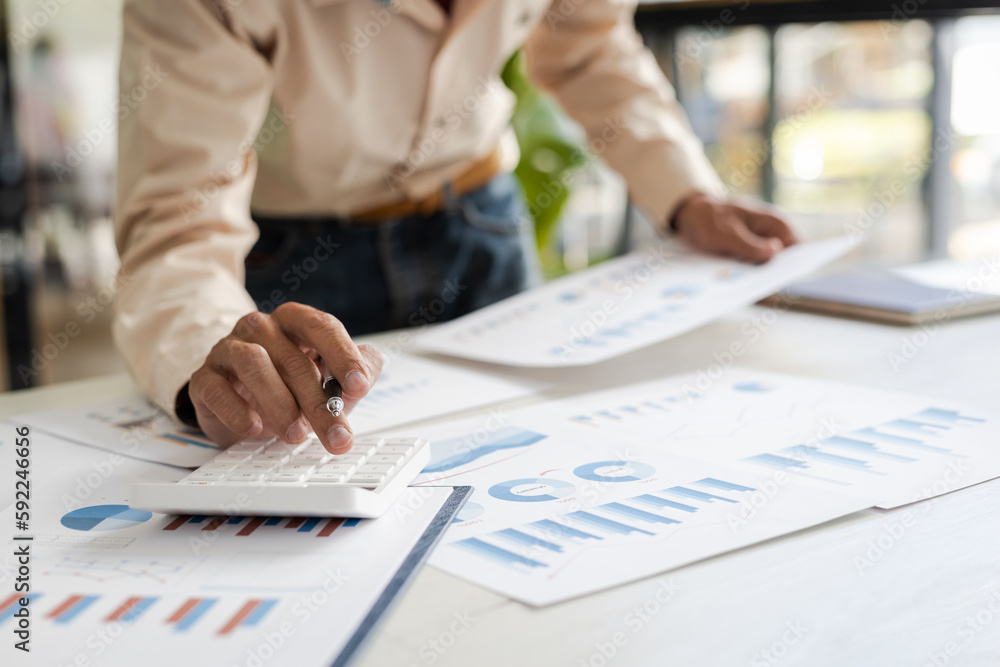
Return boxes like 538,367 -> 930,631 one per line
131,435 -> 430,519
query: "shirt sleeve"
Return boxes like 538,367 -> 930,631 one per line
523,0 -> 727,228
114,0 -> 273,417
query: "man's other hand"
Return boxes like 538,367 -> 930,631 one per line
673,194 -> 799,263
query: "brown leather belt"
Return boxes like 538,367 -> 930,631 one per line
352,148 -> 503,222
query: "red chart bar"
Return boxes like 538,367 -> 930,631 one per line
317,518 -> 343,537
47,595 -> 82,620
284,517 -> 305,529
218,600 -> 259,636
236,517 -> 268,537
202,517 -> 227,531
166,599 -> 199,624
0,593 -> 20,614
106,597 -> 141,622
163,515 -> 191,531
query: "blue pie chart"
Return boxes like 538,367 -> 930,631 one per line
488,478 -> 576,502
61,505 -> 153,532
574,461 -> 655,483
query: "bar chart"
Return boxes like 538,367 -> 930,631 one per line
162,515 -> 362,537
448,476 -> 755,572
743,407 -> 988,492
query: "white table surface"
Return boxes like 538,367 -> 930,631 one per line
3,267 -> 1000,667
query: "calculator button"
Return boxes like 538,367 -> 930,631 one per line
280,464 -> 317,475
348,472 -> 386,485
185,471 -> 228,481
227,472 -> 266,482
268,472 -> 307,483
326,453 -> 365,464
238,462 -> 279,473
353,436 -> 385,447
357,463 -> 395,474
199,462 -> 240,472
379,445 -> 412,456
291,453 -> 332,464
226,442 -> 268,453
308,473 -> 348,483
318,463 -> 357,475
256,453 -> 290,463
180,480 -> 215,485
383,437 -> 417,447
213,452 -> 251,463
368,454 -> 404,465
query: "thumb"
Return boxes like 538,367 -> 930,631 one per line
721,217 -> 783,264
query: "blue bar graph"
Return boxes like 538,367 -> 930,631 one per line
530,519 -> 600,541
344,518 -> 362,527
885,419 -> 949,435
819,436 -> 917,462
567,511 -> 654,536
852,428 -> 953,454
694,477 -> 755,493
243,599 -> 278,626
455,538 -> 547,568
263,518 -> 282,526
746,453 -> 810,470
914,408 -> 985,425
662,486 -> 738,504
497,529 -> 563,552
189,516 -> 208,524
298,518 -> 322,533
631,494 -> 698,513
600,502 -> 681,526
784,446 -> 885,474
226,517 -> 243,525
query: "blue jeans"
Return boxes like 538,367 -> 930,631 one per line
245,173 -> 541,335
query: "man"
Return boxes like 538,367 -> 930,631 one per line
114,0 -> 796,454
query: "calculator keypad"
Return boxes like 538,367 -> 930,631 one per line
182,436 -> 422,489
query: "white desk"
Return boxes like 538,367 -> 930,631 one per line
4,298 -> 1000,666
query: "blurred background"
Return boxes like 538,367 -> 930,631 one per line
1,0 -> 999,391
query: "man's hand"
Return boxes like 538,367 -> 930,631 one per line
672,194 -> 799,263
188,303 -> 383,454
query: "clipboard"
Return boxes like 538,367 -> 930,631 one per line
332,485 -> 473,667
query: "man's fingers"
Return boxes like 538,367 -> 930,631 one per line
235,308 -> 355,453
719,216 -> 781,263
210,337 -> 306,442
743,208 -> 799,248
272,303 -> 372,398
190,368 -> 263,438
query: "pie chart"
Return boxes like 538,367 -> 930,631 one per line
488,478 -> 576,502
61,505 -> 153,531
573,461 -> 655,483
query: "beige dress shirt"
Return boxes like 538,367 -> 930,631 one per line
114,0 -> 725,418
